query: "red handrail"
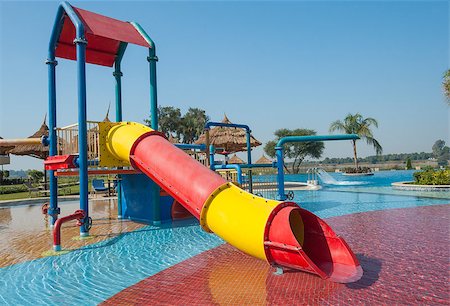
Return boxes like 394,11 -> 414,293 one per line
53,210 -> 85,251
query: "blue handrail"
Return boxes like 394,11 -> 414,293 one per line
275,134 -> 359,200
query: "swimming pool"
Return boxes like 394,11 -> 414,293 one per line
0,170 -> 448,304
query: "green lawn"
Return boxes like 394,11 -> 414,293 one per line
0,184 -> 81,201
0,191 -> 32,201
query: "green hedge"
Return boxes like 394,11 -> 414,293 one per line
0,184 -> 28,194
413,169 -> 450,185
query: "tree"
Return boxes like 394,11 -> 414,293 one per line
329,113 -> 382,171
144,106 -> 182,138
443,69 -> 450,105
28,170 -> 44,183
406,157 -> 412,170
432,139 -> 450,167
264,128 -> 324,174
144,106 -> 209,143
432,140 -> 446,158
180,108 -> 209,144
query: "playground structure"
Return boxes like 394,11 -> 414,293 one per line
0,1 -> 365,282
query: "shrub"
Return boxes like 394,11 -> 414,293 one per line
413,169 -> 450,185
0,185 -> 28,194
28,170 -> 44,183
0,178 -> 26,185
343,167 -> 372,174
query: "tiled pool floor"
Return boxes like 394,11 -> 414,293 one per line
0,199 -> 146,268
103,204 -> 450,305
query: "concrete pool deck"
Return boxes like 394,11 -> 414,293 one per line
103,204 -> 449,305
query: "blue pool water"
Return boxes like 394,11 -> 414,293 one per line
286,169 -> 421,187
0,220 -> 224,305
0,170 -> 449,304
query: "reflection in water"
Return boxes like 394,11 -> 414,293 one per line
0,199 -> 146,268
0,207 -> 12,225
208,252 -> 268,305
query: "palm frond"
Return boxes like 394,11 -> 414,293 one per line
365,136 -> 383,155
362,117 -> 378,128
329,120 -> 345,133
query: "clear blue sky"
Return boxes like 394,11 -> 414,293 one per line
0,1 -> 449,170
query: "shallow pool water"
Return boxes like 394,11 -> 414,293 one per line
0,170 -> 448,304
0,219 -> 224,305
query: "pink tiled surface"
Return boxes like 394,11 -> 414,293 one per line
103,204 -> 450,305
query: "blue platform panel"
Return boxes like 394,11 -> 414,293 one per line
120,174 -> 173,223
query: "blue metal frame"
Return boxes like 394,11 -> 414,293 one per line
214,164 -> 243,184
275,134 -> 359,200
213,163 -> 275,185
205,121 -> 254,192
47,2 -> 161,232
48,2 -> 88,230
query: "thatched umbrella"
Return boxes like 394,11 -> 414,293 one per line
255,154 -> 272,165
229,154 -> 244,164
195,115 -> 261,154
7,116 -> 52,189
0,137 -> 14,155
8,118 -> 49,159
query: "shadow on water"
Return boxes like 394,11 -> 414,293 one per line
346,253 -> 382,289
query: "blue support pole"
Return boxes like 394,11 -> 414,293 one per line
75,37 -> 89,236
209,145 -> 215,170
148,48 -> 158,130
148,47 -> 160,225
114,42 -> 127,219
275,147 -> 286,200
129,21 -> 161,225
246,130 -> 253,193
46,58 -> 59,225
46,3 -> 66,225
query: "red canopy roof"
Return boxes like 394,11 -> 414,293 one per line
56,7 -> 150,67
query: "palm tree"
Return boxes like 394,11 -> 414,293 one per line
443,69 -> 450,105
329,113 -> 382,170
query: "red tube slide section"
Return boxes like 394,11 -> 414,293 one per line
111,123 -> 362,282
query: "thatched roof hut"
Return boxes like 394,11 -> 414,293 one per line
195,115 -> 261,153
255,154 -> 272,164
229,154 -> 244,164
